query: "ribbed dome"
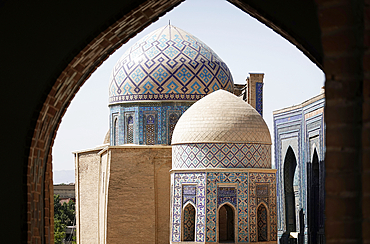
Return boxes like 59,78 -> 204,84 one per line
109,25 -> 234,104
171,90 -> 272,145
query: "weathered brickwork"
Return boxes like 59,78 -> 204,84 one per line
316,1 -> 365,243
75,150 -> 102,244
27,1 -> 184,242
107,147 -> 171,244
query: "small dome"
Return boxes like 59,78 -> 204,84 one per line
109,25 -> 234,104
171,90 -> 271,145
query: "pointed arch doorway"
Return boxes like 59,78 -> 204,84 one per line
284,146 -> 297,233
219,204 -> 235,243
182,203 -> 196,241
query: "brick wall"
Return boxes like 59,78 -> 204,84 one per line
107,147 -> 171,244
316,0 -> 364,243
26,1 -> 184,242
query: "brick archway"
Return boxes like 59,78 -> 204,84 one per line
24,0 -> 368,243
27,1 -> 185,242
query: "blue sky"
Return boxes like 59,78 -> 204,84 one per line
52,0 -> 324,181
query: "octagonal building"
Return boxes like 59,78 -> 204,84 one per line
170,90 -> 277,243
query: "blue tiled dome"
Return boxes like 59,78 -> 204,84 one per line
109,25 -> 234,104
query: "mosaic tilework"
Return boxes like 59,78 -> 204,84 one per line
256,184 -> 269,207
257,204 -> 268,241
109,103 -> 191,145
206,172 -> 249,242
173,143 -> 271,169
172,173 -> 206,242
273,96 -> 325,242
256,82 -> 263,116
217,187 -> 237,207
183,204 -> 196,241
183,185 -> 196,205
249,173 -> 277,242
109,25 -> 234,104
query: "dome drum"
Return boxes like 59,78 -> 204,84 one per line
171,90 -> 272,169
172,143 -> 271,169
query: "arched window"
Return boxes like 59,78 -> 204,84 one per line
168,113 -> 178,144
309,148 -> 320,243
219,204 -> 234,242
146,114 -> 155,145
113,117 -> 118,146
257,204 -> 268,241
182,203 -> 196,241
283,146 -> 297,233
126,115 -> 134,144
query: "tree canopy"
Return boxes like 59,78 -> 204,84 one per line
54,194 -> 75,244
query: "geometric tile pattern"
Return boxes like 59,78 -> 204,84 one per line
249,173 -> 277,242
173,143 -> 271,169
183,185 -> 196,205
172,173 -> 206,242
206,172 -> 249,242
256,184 -> 269,206
183,204 -> 196,241
217,187 -> 237,207
257,204 -> 268,241
256,82 -> 263,116
109,25 -> 234,104
109,103 -> 191,145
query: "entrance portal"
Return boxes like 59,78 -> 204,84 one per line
284,146 -> 297,233
219,204 -> 234,243
257,204 -> 268,241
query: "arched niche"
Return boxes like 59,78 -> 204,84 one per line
257,203 -> 269,242
283,146 -> 297,233
218,203 -> 235,243
182,202 -> 196,241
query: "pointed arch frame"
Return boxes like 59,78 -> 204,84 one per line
181,201 -> 197,242
256,202 -> 270,242
217,202 -> 237,243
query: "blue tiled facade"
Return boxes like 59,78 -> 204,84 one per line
273,94 -> 325,243
109,102 -> 192,145
170,171 -> 277,243
255,82 -> 263,116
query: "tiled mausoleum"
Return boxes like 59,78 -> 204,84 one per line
273,89 -> 325,244
170,90 -> 277,243
74,25 -> 276,244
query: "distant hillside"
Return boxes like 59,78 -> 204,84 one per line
53,170 -> 75,184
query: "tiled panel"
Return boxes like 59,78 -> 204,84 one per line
217,187 -> 237,207
255,82 -> 263,116
249,173 -> 277,242
110,103 -> 190,145
173,143 -> 271,169
206,172 -> 249,242
172,173 -> 206,242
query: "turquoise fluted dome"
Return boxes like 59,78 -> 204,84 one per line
109,25 -> 234,104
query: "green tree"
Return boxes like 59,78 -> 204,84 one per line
54,194 -> 76,244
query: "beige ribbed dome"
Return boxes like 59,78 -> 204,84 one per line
171,90 -> 271,145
